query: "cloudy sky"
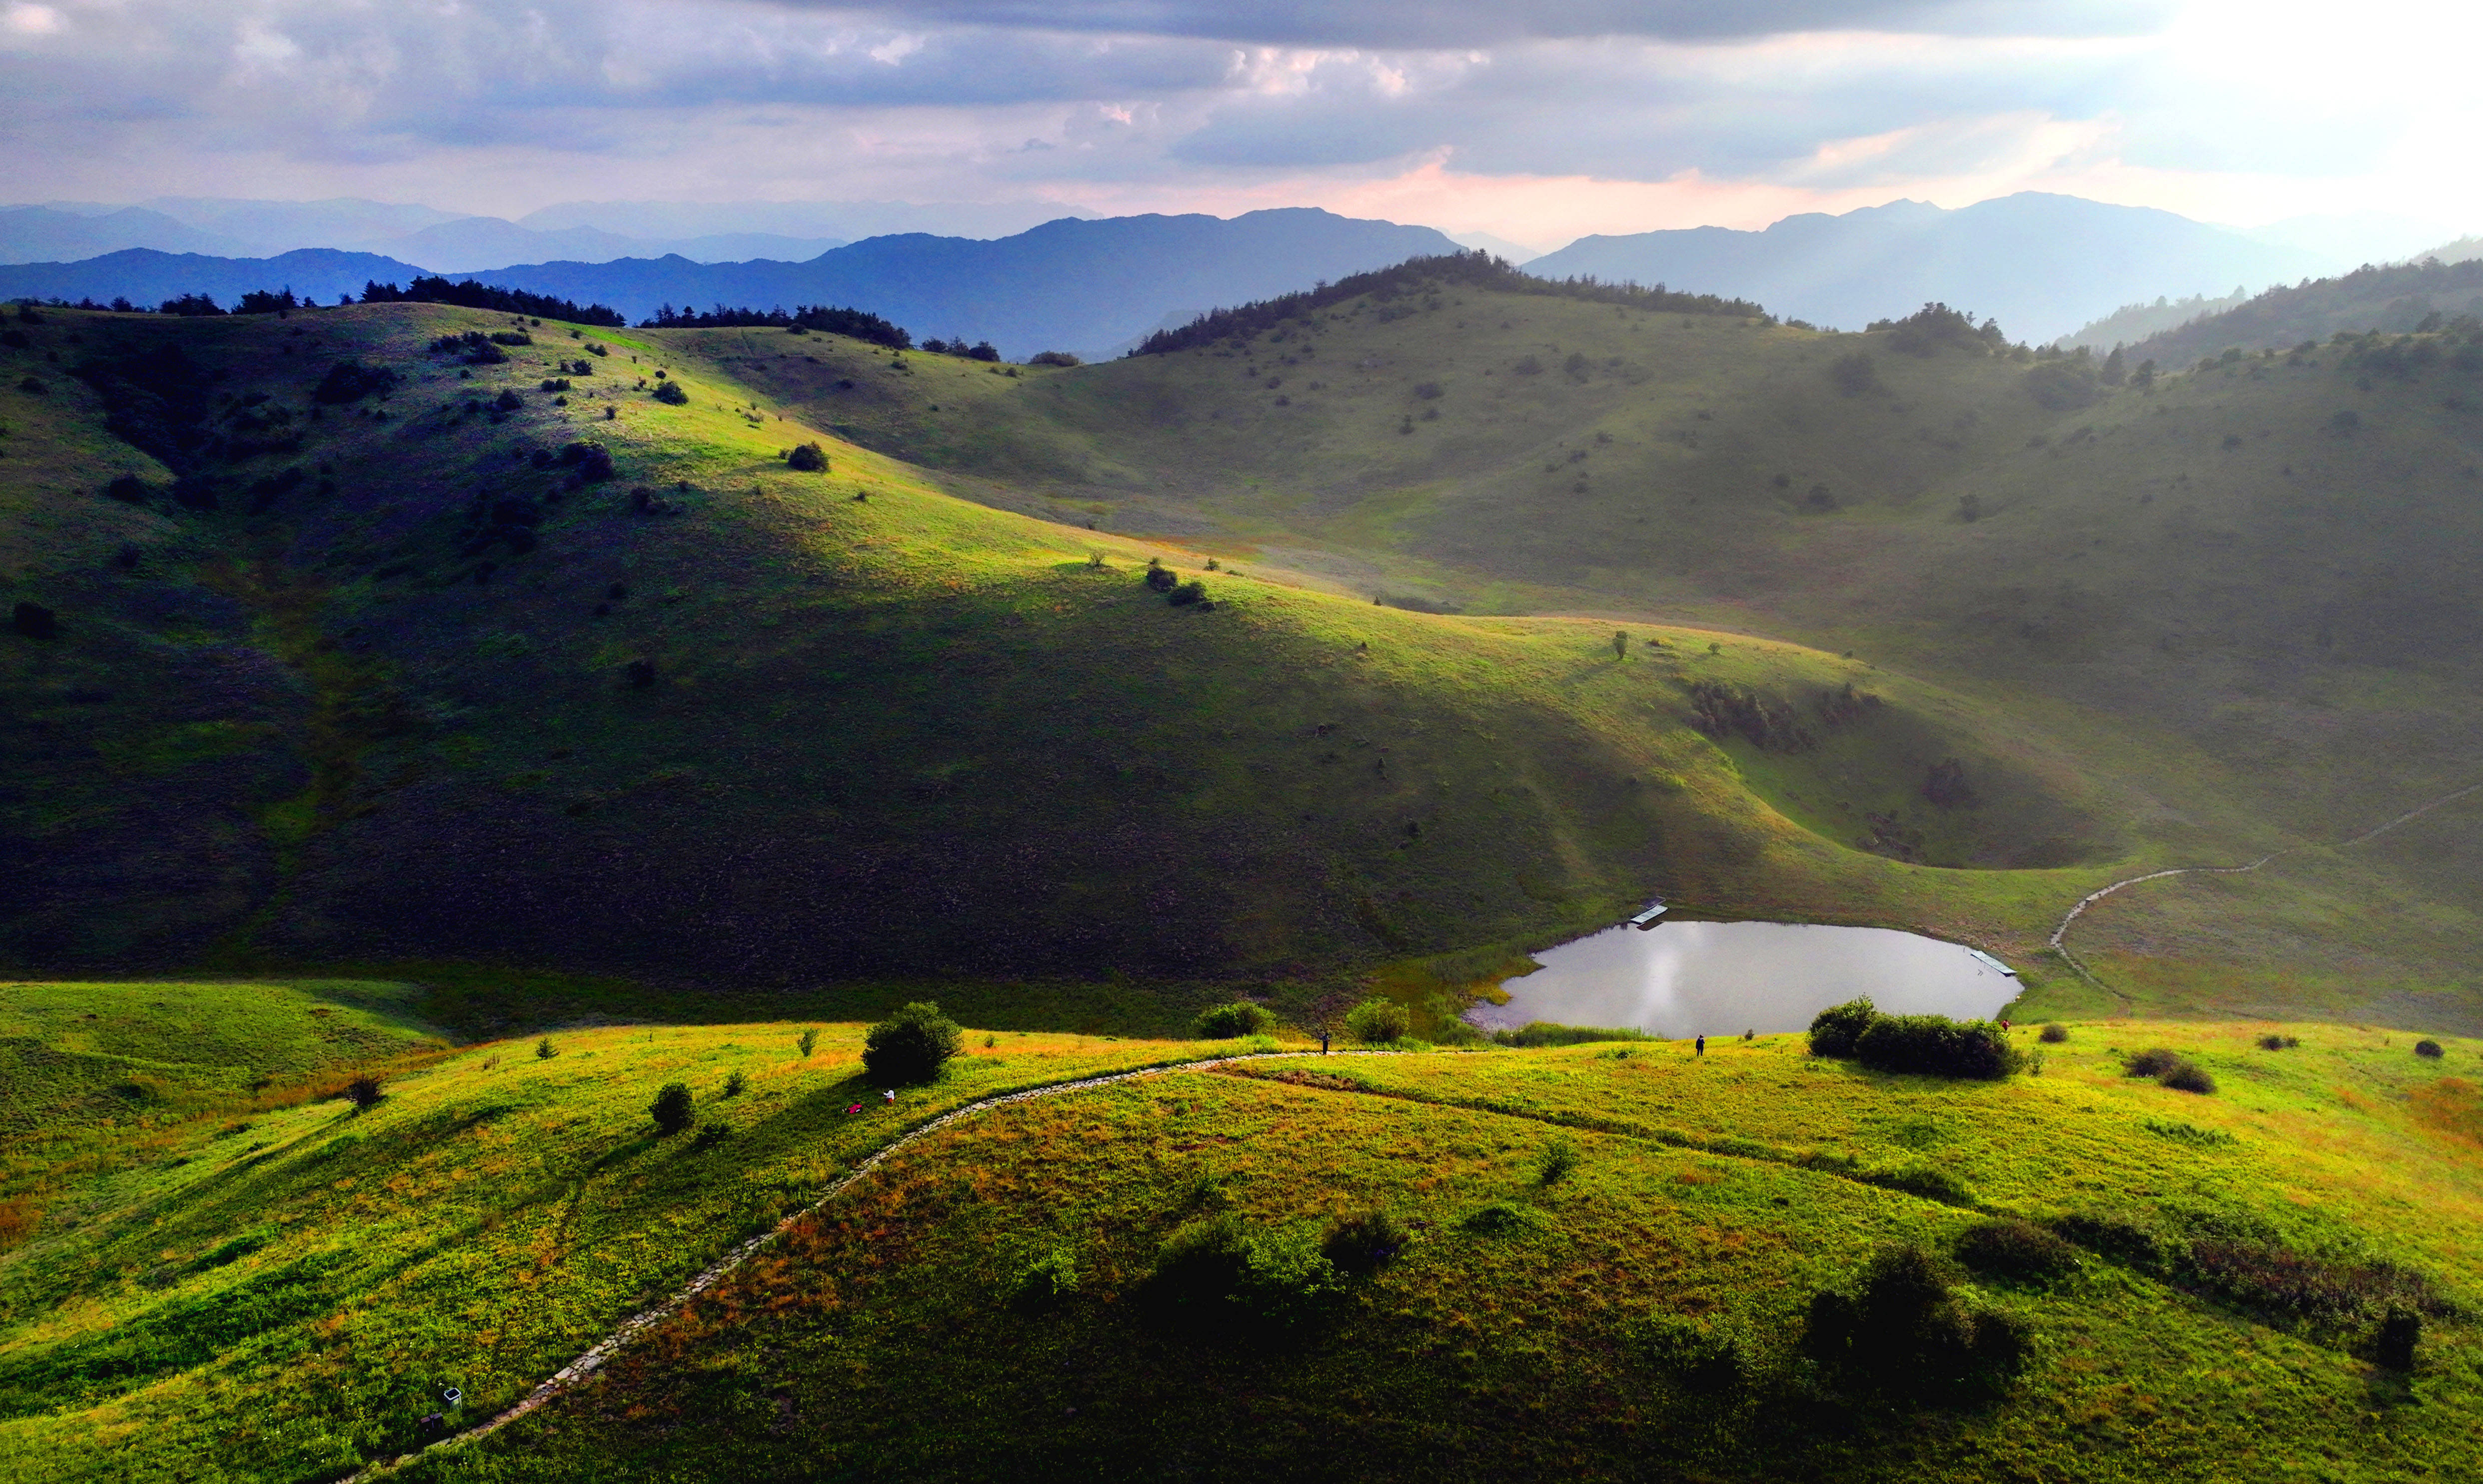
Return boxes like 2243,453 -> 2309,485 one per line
3,0 -> 2474,244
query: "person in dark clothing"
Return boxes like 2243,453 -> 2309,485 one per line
1695,1034 -> 1705,1055
1320,1031 -> 1330,1055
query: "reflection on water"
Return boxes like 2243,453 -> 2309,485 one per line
1468,920 -> 2020,1038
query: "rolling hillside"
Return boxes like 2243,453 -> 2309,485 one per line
0,979 -> 2474,1482
725,257 -> 2483,1020
0,298 -> 2111,1003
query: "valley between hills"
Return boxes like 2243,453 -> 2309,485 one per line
3,258 -> 2482,1481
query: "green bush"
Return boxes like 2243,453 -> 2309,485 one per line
1150,1214 -> 1338,1330
1167,579 -> 1208,607
1008,1248 -> 1079,1312
2415,1038 -> 2445,1059
797,1028 -> 819,1058
787,441 -> 828,472
1462,1201 -> 1538,1236
1536,1134 -> 1580,1186
2375,1306 -> 2422,1371
2161,1061 -> 2217,1094
2258,1033 -> 2300,1050
722,1070 -> 746,1098
1853,1013 -> 2022,1079
1801,1244 -> 2028,1401
2127,1047 -> 2214,1092
534,1037 -> 556,1059
1143,563 -> 1178,592
1344,998 -> 1409,1045
1955,1220 -> 2080,1282
1808,998 -> 1877,1057
2038,1022 -> 2069,1044
1319,1209 -> 1409,1276
1641,1314 -> 1752,1394
1195,1001 -> 1275,1039
650,1082 -> 694,1136
342,1075 -> 384,1110
862,1001 -> 963,1085
651,381 -> 689,405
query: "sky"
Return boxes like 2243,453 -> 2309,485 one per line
3,0 -> 2476,247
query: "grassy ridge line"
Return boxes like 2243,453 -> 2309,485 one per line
341,1045 -> 1394,1482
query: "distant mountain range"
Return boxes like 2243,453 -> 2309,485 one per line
1524,193 -> 2335,344
7,196 -> 1081,272
0,248 -> 433,311
3,205 -> 843,275
0,209 -> 1461,360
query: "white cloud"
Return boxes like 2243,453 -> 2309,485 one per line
4,3 -> 62,35
0,0 -> 2471,242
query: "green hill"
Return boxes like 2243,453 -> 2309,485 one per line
1,299 -> 2120,1008
0,980 -> 2474,1482
719,278 -> 2483,1021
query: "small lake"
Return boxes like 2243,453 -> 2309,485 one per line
1468,920 -> 2022,1039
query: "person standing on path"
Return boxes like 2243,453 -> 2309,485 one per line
1320,1030 -> 1330,1055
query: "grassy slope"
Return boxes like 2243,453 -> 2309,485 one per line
723,297 -> 2483,1017
0,979 -> 1264,1481
0,304 -> 2116,998
9,981 -> 2470,1482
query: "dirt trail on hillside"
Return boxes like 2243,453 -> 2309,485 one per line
336,1050 -> 1382,1481
2047,778 -> 2483,1005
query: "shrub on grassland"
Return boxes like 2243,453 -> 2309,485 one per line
1802,1244 -> 2028,1401
1344,998 -> 1409,1045
1319,1209 -> 1409,1276
862,1001 -> 963,1084
1955,1219 -> 2080,1282
1195,1001 -> 1275,1039
1149,1214 -> 1339,1330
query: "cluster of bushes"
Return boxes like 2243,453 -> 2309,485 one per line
1195,1001 -> 1275,1039
1685,679 -> 1816,753
2042,1207 -> 2447,1368
1141,559 -> 1208,607
1867,302 -> 2010,355
2125,1047 -> 2215,1094
1803,1244 -> 2029,1401
428,330 -> 510,365
785,441 -> 828,472
1808,998 -> 2023,1080
361,277 -> 624,327
640,302 -> 913,348
920,337 -> 1000,361
650,380 -> 689,405
1146,1207 -> 1405,1333
311,361 -> 398,405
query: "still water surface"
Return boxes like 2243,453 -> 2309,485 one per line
1468,920 -> 2020,1038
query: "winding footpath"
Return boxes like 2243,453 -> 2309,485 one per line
2046,778 -> 2483,1002
338,1050 -> 1384,1482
